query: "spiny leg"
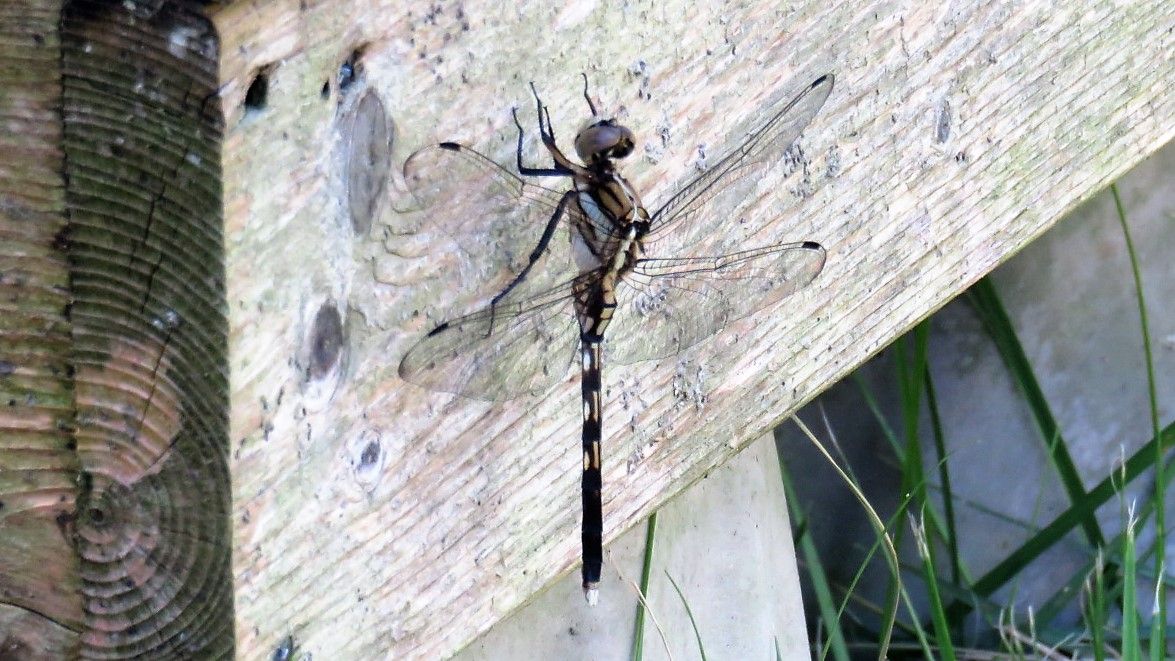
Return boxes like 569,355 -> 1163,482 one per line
519,82 -> 592,176
487,189 -> 576,330
512,102 -> 567,178
580,72 -> 598,116
530,81 -> 556,143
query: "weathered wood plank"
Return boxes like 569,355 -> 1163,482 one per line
2,1 -> 237,657
209,0 -> 1172,657
0,1 -> 79,657
60,1 -> 234,656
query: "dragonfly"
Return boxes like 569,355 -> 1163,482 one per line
398,72 -> 834,604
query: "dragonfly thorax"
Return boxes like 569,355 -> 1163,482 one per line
569,191 -> 645,276
573,171 -> 649,258
574,119 -> 635,164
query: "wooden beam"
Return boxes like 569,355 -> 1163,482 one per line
3,1 -> 233,656
216,0 -> 1172,656
62,1 -> 233,656
0,1 -> 78,657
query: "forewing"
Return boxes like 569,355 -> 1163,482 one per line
398,276 -> 581,400
402,143 -> 583,288
647,74 -> 834,242
607,242 -> 826,365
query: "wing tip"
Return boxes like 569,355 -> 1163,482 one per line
812,73 -> 835,89
801,240 -> 824,252
438,141 -> 461,151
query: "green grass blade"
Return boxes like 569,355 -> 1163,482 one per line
954,422 -> 1175,617
890,325 -> 931,604
664,570 -> 707,661
1122,510 -> 1141,661
894,322 -> 931,473
1087,551 -> 1107,661
923,365 -> 961,586
851,371 -> 902,456
966,278 -> 1105,548
630,512 -> 658,661
1110,183 -> 1166,660
779,457 -> 850,661
911,511 -> 957,661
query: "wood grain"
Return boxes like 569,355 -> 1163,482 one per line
2,0 -> 1170,658
214,0 -> 1173,656
0,0 -> 79,657
60,2 -> 233,657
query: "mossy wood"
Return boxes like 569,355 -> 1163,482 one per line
0,0 -> 1170,657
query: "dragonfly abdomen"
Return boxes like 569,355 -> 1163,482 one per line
579,340 -> 604,604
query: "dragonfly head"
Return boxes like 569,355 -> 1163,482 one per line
575,119 -> 635,165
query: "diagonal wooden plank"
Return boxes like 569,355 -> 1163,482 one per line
209,0 -> 1173,656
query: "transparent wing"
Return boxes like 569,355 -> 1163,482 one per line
402,142 -> 590,297
606,241 -> 826,365
398,274 -> 585,400
647,74 -> 834,242
403,141 -> 571,230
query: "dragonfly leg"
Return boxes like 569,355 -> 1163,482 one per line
580,72 -> 598,116
488,189 -> 577,320
529,81 -> 556,142
511,105 -> 569,178
515,82 -> 590,178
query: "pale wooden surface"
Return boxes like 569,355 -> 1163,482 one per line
214,0 -> 1174,657
453,433 -> 810,661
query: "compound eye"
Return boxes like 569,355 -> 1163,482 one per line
575,123 -> 636,162
607,125 -> 635,159
575,123 -> 639,162
609,140 -> 633,159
